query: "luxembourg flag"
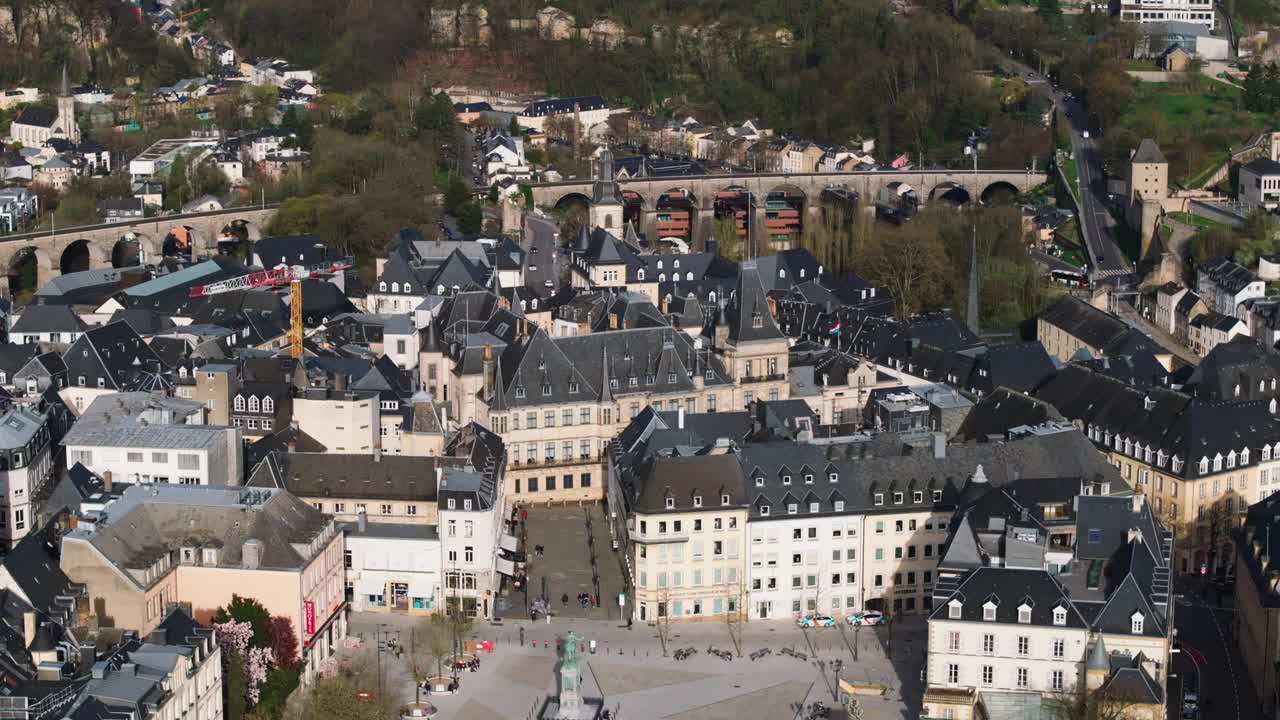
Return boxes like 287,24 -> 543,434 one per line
829,321 -> 842,336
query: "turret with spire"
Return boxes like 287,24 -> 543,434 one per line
56,63 -> 79,143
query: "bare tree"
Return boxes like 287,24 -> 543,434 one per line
655,588 -> 673,657
862,223 -> 945,318
724,582 -> 747,657
283,651 -> 396,720
405,615 -> 452,702
1049,683 -> 1141,720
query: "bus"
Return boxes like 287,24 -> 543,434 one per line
1051,269 -> 1089,288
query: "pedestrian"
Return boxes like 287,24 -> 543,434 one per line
519,627 -> 525,645
627,616 -> 633,630
562,593 -> 569,606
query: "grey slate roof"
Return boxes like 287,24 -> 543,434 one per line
10,305 -> 87,335
1131,139 -> 1166,164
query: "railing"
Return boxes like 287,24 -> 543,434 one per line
510,453 -> 605,471
740,373 -> 785,384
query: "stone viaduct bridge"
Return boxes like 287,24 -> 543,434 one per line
0,205 -> 278,292
530,169 -> 1048,243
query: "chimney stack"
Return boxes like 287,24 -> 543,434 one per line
102,471 -> 113,494
23,611 -> 35,649
334,373 -> 348,392
482,343 -> 496,400
242,539 -> 263,570
357,509 -> 367,532
373,445 -> 382,463
678,406 -> 685,429
932,432 -> 946,460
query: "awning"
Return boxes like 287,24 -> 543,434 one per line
499,533 -> 519,552
407,576 -> 435,598
495,557 -> 516,576
355,575 -> 387,596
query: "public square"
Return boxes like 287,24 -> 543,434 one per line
344,610 -> 927,719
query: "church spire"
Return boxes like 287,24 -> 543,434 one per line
60,64 -> 69,97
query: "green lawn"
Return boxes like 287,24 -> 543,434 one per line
1061,156 -> 1079,191
1125,60 -> 1164,72
1179,150 -> 1231,189
1167,211 -> 1222,229
1053,228 -> 1086,269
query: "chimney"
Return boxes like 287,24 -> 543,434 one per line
242,539 -> 263,570
67,513 -> 78,530
678,406 -> 685,429
373,445 -> 382,463
1132,494 -> 1143,514
357,509 -> 367,533
661,297 -> 669,314
932,432 -> 946,460
287,436 -> 297,452
609,313 -> 619,329
334,373 -> 348,392
482,343 -> 496,400
23,611 -> 35,649
102,471 -> 113,494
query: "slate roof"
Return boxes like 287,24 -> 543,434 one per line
1243,157 -> 1280,176
247,451 -> 462,501
252,234 -> 331,267
1039,296 -> 1156,357
1131,139 -> 1166,164
10,305 -> 87,335
1199,256 -> 1259,296
1235,491 -> 1280,608
953,387 -> 1064,442
13,106 -> 57,129
62,321 -> 164,391
726,262 -> 784,344
624,453 -> 748,514
928,567 -> 1086,627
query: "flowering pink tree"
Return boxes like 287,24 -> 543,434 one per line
215,619 -> 275,707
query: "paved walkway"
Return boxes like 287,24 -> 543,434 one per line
343,611 -> 928,719
1113,298 -> 1199,367
519,503 -> 627,621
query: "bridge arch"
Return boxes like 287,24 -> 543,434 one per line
59,239 -> 107,275
654,187 -> 699,245
980,181 -> 1020,207
621,190 -> 646,227
8,247 -> 53,299
552,192 -> 591,214
112,232 -> 158,268
763,183 -> 807,246
929,182 -> 972,206
224,218 -> 263,242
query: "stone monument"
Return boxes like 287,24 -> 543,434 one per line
538,631 -> 606,719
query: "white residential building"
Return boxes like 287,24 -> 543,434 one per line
748,511 -> 864,620
344,514 -> 442,615
438,460 -> 509,620
1120,0 -> 1215,29
1240,158 -> 1280,212
0,404 -> 53,548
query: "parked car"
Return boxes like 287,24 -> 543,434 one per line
847,610 -> 886,626
797,615 -> 836,628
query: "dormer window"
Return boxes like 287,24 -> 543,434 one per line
721,494 -> 730,505
760,505 -> 770,516
234,396 -> 245,412
808,502 -> 819,513
1144,447 -> 1153,463
874,493 -> 884,506
755,477 -> 764,487
1052,607 -> 1067,626
983,602 -> 997,621
1200,457 -> 1209,474
752,313 -> 763,329
1172,456 -> 1183,473
804,474 -> 814,484
834,500 -> 845,511
1266,445 -> 1273,462
1017,605 -> 1031,623
829,472 -> 838,483
657,261 -> 664,269
893,492 -> 903,504
693,495 -> 703,508
248,395 -> 260,413
1157,450 -> 1167,467
912,491 -> 923,503
447,499 -> 456,509
263,397 -> 274,414
1243,447 -> 1251,465
665,497 -> 675,509
933,490 -> 943,502
674,259 -> 680,269
391,282 -> 399,293
464,499 -> 472,510
787,503 -> 798,514
379,282 -> 387,291
782,475 -> 792,485
948,599 -> 962,619
542,383 -> 552,396
1227,451 -> 1237,469
569,382 -> 579,394
1213,454 -> 1223,472
1130,611 -> 1144,634
638,270 -> 645,280
515,386 -> 526,398
404,283 -> 411,293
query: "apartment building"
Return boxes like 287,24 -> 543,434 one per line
925,494 -> 1172,720
0,404 -> 53,548
1037,361 -> 1280,573
1198,256 -> 1265,317
60,320 -> 164,414
1120,0 -> 1215,29
64,608 -> 224,720
1233,492 -> 1280,719
1037,296 -> 1163,366
615,453 -> 749,624
291,384 -> 379,454
62,395 -> 240,487
344,514 -> 442,616
60,485 -> 347,683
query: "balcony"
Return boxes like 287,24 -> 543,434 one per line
629,528 -> 689,544
740,373 -> 785,385
511,454 -> 604,471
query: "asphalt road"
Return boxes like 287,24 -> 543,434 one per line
1174,576 -> 1261,720
523,214 -> 565,289
1003,59 -> 1130,279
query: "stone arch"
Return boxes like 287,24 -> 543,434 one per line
111,232 -> 156,268
59,239 -> 107,275
980,180 -> 1020,207
551,192 -> 591,213
621,190 -> 646,227
162,225 -> 197,259
763,183 -> 806,245
654,187 -> 698,243
226,218 -> 263,241
929,182 -> 972,206
7,246 -> 54,299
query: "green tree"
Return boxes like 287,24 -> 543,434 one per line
248,85 -> 281,126
226,653 -> 247,720
213,595 -> 272,648
415,92 -> 457,135
1036,0 -> 1062,22
508,114 -> 520,135
714,215 -> 743,261
458,201 -> 483,235
443,176 -> 469,216
163,153 -> 190,212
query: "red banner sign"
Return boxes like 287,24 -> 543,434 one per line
305,600 -> 316,635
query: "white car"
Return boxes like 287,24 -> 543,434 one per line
847,610 -> 886,626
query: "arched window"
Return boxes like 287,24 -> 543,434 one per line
800,268 -> 806,278
659,273 -> 666,283
657,261 -> 664,269
686,272 -> 693,281
674,259 -> 680,269
263,396 -> 274,414
379,282 -> 387,291
179,367 -> 188,378
404,283 -> 412,293
233,395 -> 245,412
638,269 -> 645,280
391,282 -> 399,293
248,395 -> 260,413
709,291 -> 717,303
779,269 -> 786,278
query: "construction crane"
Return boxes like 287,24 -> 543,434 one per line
186,260 -> 353,358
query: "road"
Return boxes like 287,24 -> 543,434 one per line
1005,59 -> 1131,281
523,214 -> 565,289
1113,300 -> 1200,367
1174,575 -> 1262,720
